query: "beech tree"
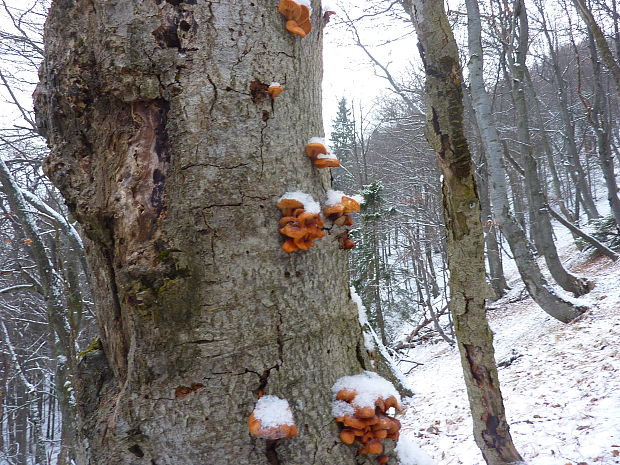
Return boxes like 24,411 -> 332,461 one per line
34,1 -> 409,464
404,0 -> 523,463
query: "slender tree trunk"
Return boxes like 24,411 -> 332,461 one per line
522,64 -> 581,226
465,0 -> 587,322
36,1 -> 396,464
509,0 -> 591,297
407,1 -> 524,463
573,0 -> 620,96
587,31 -> 620,227
535,6 -> 599,220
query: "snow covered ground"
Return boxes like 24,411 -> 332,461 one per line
399,245 -> 620,465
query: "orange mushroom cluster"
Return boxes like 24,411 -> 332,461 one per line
305,138 -> 340,168
278,0 -> 312,38
332,372 -> 403,463
277,193 -> 325,253
248,395 -> 298,440
324,191 -> 363,249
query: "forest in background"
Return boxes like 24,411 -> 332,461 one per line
0,0 -> 619,463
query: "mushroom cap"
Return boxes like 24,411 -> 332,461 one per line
377,455 -> 390,464
313,157 -> 340,168
293,237 -> 315,250
278,216 -> 298,228
341,415 -> 366,430
366,439 -> 383,455
341,196 -> 361,213
277,198 -> 304,216
342,239 -> 356,250
336,388 -> 357,402
281,239 -> 299,253
278,0 -> 301,20
339,429 -> 356,445
248,412 -> 298,440
268,85 -> 285,98
305,142 -> 328,158
385,395 -> 403,412
324,203 -> 345,220
355,406 -> 376,419
279,222 -> 306,239
374,429 -> 388,440
285,19 -> 307,38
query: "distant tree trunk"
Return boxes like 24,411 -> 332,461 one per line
509,0 -> 591,297
587,31 -> 620,227
573,0 -> 620,96
36,1 -> 402,464
536,3 -> 599,220
406,1 -> 524,463
465,0 -> 587,323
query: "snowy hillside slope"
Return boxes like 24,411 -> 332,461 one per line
399,243 -> 620,464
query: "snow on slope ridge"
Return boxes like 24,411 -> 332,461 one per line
400,254 -> 620,465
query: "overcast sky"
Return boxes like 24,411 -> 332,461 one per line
0,0 -> 418,139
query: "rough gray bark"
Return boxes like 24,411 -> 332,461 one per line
509,0 -> 591,297
406,1 -> 523,463
465,0 -> 587,323
35,1 -> 399,464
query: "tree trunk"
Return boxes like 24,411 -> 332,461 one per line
535,5 -> 599,220
573,0 -> 620,96
465,0 -> 587,323
587,31 -> 620,228
406,1 -> 523,463
509,0 -> 591,297
35,1 -> 392,464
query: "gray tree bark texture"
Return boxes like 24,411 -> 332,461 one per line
465,0 -> 587,323
34,1 -> 397,464
405,1 -> 524,464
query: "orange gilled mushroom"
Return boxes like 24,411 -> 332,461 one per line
366,439 -> 383,455
277,198 -> 304,217
279,222 -> 306,239
384,395 -> 402,412
355,406 -> 376,419
377,455 -> 389,464
341,195 -> 361,213
281,239 -> 298,253
268,82 -> 284,98
336,388 -> 357,402
341,415 -> 367,430
339,429 -> 356,445
278,0 -> 312,38
248,413 -> 298,440
324,204 -> 346,221
305,141 -> 328,159
312,156 -> 341,168
374,429 -> 388,440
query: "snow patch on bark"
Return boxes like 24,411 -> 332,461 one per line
253,395 -> 295,427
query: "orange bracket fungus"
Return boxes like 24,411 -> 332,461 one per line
268,82 -> 284,98
324,190 -> 363,248
248,395 -> 298,440
278,0 -> 312,38
277,192 -> 325,253
305,137 -> 340,168
332,372 -> 403,463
